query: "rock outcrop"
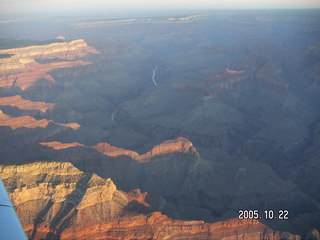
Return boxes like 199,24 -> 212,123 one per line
0,39 -> 99,62
37,136 -> 314,221
0,110 -> 80,130
61,213 -> 299,240
40,136 -> 199,162
225,67 -> 245,74
0,39 -> 99,90
0,161 -> 300,240
38,141 -> 86,150
0,95 -> 54,112
174,57 -> 285,95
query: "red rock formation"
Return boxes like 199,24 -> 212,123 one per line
125,188 -> 150,207
92,142 -> 140,159
0,39 -> 99,90
0,39 -> 99,61
0,95 -> 54,112
61,213 -> 300,240
0,110 -> 80,130
40,137 -> 199,161
140,136 -> 199,160
0,161 -> 300,240
39,141 -> 85,149
0,60 -> 92,90
226,67 -> 245,74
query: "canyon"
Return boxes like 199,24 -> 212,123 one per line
0,39 -> 99,90
0,10 -> 319,240
0,161 -> 300,240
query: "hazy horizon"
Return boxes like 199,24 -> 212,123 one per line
1,0 -> 320,16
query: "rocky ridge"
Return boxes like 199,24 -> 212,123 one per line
40,136 -> 199,162
0,95 -> 54,112
36,136 -> 316,226
173,57 -> 285,95
0,161 -> 300,240
0,39 -> 99,90
0,109 -> 80,130
0,39 -> 99,62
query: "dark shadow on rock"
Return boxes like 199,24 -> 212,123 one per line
125,200 -> 153,214
45,173 -> 92,240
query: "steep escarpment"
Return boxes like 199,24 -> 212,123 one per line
0,161 -> 300,240
0,109 -> 80,130
0,60 -> 91,90
0,39 -> 99,90
0,39 -> 99,62
40,136 -> 199,162
0,162 -> 147,239
61,213 -> 299,240
0,95 -> 54,112
34,137 -> 317,228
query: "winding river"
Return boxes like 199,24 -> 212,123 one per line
152,66 -> 158,86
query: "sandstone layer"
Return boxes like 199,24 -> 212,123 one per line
0,39 -> 99,90
40,136 -> 199,162
0,39 -> 99,62
0,95 -> 54,112
0,110 -> 80,130
0,161 -> 300,240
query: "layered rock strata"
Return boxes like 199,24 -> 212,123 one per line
0,39 -> 99,90
0,161 -> 300,240
0,95 -> 54,112
0,110 -> 80,130
40,136 -> 199,162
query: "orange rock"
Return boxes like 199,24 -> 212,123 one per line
0,39 -> 99,61
92,142 -> 140,159
226,67 -> 245,74
139,137 -> 199,160
60,214 -> 300,240
0,39 -> 99,90
0,110 -> 80,130
40,137 -> 199,161
0,60 -> 92,90
0,95 -> 55,112
39,141 -> 85,150
0,161 -> 300,240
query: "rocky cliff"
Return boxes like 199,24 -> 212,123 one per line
36,137 -> 316,225
0,109 -> 80,130
0,95 -> 54,112
0,39 -> 99,62
0,39 -> 99,90
0,161 -> 300,240
40,136 -> 199,162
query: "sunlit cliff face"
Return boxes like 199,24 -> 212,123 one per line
0,39 -> 100,130
0,161 -> 300,240
0,95 -> 55,112
0,39 -> 99,90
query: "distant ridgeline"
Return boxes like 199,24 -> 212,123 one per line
0,38 -> 67,50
